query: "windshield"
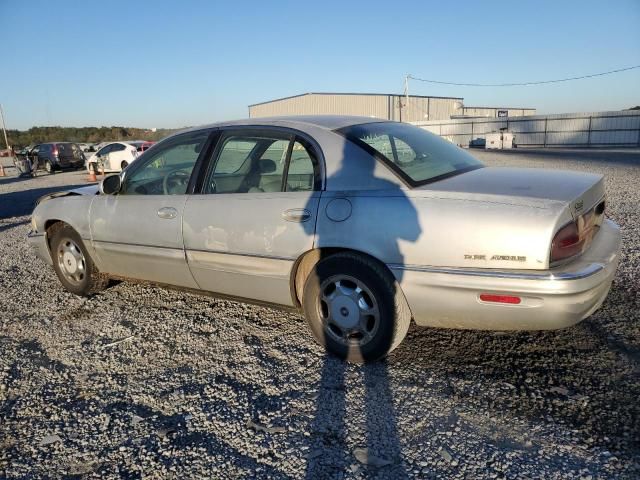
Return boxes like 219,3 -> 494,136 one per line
338,122 -> 483,186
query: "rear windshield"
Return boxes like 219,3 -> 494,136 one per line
338,122 -> 483,186
57,143 -> 84,158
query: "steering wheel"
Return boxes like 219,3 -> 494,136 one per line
162,168 -> 191,195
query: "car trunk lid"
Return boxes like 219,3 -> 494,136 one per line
416,167 -> 605,216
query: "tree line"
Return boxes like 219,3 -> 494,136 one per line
4,126 -> 182,149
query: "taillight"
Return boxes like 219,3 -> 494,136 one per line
52,147 -> 58,156
131,149 -> 138,157
550,222 -> 583,262
550,200 -> 605,264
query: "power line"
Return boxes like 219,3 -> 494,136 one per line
407,65 -> 640,87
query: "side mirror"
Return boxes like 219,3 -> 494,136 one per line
100,174 -> 122,195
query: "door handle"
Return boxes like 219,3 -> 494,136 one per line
157,207 -> 178,219
282,208 -> 311,222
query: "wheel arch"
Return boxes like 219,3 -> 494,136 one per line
290,247 -> 402,308
44,219 -> 66,248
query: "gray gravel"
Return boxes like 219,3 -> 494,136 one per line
1,149 -> 639,479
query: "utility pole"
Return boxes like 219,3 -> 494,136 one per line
403,74 -> 410,122
404,74 -> 410,107
0,104 -> 10,151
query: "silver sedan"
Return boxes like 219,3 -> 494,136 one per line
28,116 -> 620,362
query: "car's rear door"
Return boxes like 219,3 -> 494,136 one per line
89,129 -> 213,287
182,127 -> 323,306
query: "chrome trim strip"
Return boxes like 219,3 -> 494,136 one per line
388,262 -> 605,281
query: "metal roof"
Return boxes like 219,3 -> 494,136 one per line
248,92 -> 464,107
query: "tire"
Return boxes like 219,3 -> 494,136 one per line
44,160 -> 53,174
49,224 -> 109,296
120,160 -> 129,170
302,252 -> 411,363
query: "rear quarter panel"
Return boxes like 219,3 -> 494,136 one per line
315,191 -> 568,270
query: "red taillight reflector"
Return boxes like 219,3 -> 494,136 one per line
480,294 -> 521,304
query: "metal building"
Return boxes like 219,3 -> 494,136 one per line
249,92 -> 535,122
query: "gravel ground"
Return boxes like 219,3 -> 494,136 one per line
1,149 -> 639,479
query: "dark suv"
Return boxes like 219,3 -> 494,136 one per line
29,142 -> 86,173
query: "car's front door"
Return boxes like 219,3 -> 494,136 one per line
95,144 -> 113,171
182,128 -> 322,306
89,129 -> 212,287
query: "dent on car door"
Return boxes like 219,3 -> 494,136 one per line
89,130 -> 212,287
182,130 -> 322,306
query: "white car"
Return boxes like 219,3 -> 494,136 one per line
86,141 -> 143,173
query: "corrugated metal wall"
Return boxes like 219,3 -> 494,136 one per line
250,94 -> 391,119
414,110 -> 640,147
249,93 -> 463,121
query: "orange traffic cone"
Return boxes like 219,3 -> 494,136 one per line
0,164 -> 5,177
87,166 -> 97,182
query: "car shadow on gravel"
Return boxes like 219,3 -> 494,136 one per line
395,283 -> 640,462
0,184 -> 87,218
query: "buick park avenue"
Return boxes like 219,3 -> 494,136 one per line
28,116 -> 620,362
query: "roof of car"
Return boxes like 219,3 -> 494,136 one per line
199,115 -> 391,132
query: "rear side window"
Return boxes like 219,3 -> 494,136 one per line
204,135 -> 289,194
285,141 -> 315,192
338,122 -> 483,186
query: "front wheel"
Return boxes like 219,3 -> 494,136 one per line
50,224 -> 109,296
302,252 -> 411,363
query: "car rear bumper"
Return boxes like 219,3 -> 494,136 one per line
391,219 -> 621,331
27,230 -> 53,265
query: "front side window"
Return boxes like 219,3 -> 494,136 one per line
338,122 -> 483,186
121,130 -> 210,195
205,134 -> 290,194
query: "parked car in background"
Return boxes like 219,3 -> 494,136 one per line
28,142 -> 86,173
28,116 -> 620,363
138,141 -> 155,152
76,143 -> 92,152
15,144 -> 38,159
86,141 -> 143,172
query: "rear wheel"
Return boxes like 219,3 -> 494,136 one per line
44,160 -> 53,174
302,252 -> 411,363
50,224 -> 109,296
121,160 -> 129,170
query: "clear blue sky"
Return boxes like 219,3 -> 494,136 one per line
1,0 -> 639,130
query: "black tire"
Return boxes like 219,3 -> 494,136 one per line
44,160 -> 54,174
302,252 -> 411,363
121,161 -> 129,170
49,224 -> 109,296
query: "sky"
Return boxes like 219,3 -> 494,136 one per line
1,0 -> 639,130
